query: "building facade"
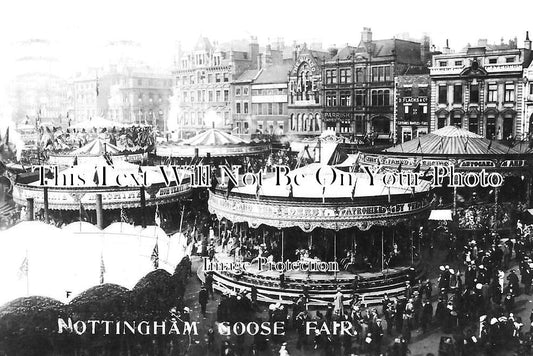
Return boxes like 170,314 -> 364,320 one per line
73,66 -> 173,129
395,74 -> 431,142
430,36 -> 533,139
524,33 -> 533,135
171,37 -> 260,136
320,28 -> 427,142
287,45 -> 331,138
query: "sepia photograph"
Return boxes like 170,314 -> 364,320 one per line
1,0 -> 533,355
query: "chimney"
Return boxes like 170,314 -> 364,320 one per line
477,38 -> 488,47
257,53 -> 263,69
249,36 -> 259,69
443,39 -> 450,54
525,31 -> 531,50
361,27 -> 372,43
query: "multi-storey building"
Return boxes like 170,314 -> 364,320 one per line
171,37 -> 260,136
72,66 -> 173,129
287,45 -> 332,138
250,63 -> 292,135
523,33 -> 533,135
429,35 -> 533,139
233,69 -> 258,134
395,74 -> 431,142
321,28 -> 427,141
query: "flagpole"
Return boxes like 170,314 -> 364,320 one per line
179,204 -> 185,235
25,249 -> 29,296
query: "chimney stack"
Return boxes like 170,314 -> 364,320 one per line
443,39 -> 450,54
361,27 -> 372,43
525,31 -> 531,50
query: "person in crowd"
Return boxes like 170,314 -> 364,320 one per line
199,285 -> 209,317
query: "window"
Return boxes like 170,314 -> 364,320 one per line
223,90 -> 229,101
530,83 -> 533,95
439,61 -> 447,67
208,74 -> 213,83
278,103 -> 284,115
403,87 -> 412,97
504,83 -> 515,102
454,60 -> 463,66
371,66 -> 390,82
355,68 -> 364,83
215,73 -> 221,83
506,57 -> 516,63
223,73 -> 229,82
236,102 -> 241,114
453,84 -> 462,104
326,92 -> 337,106
243,87 -> 249,95
235,87 -> 241,96
488,58 -> 497,64
355,115 -> 364,134
469,116 -> 478,134
183,92 -> 188,102
438,85 -> 447,104
340,91 -> 351,106
268,103 -> 273,115
487,84 -> 498,102
355,90 -> 365,106
418,87 -> 428,97
470,84 -> 479,103
326,69 -> 337,84
371,90 -> 390,106
216,91 -> 221,102
340,68 -> 351,84
244,102 -> 249,114
208,91 -> 213,102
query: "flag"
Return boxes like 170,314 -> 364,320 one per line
93,168 -> 99,185
487,139 -> 492,152
464,137 -> 468,151
120,205 -> 127,222
150,242 -> 159,269
423,166 -> 431,179
79,202 -> 89,222
99,253 -> 106,284
155,205 -> 161,227
4,127 -> 9,145
322,182 -> 326,204
18,256 -> 28,280
351,178 -> 358,201
255,180 -> 261,201
73,156 -> 78,166
411,186 -> 415,197
104,153 -> 113,165
416,138 -> 421,151
439,137 -> 444,152
397,163 -> 402,173
413,162 -> 421,173
387,187 -> 391,203
288,184 -> 293,198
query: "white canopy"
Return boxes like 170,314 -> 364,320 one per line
0,221 -> 189,306
428,209 -> 453,221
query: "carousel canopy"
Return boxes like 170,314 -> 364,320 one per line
429,209 -> 453,221
182,128 -> 248,146
385,126 -> 519,155
156,128 -> 269,158
70,138 -> 122,156
0,221 -> 189,306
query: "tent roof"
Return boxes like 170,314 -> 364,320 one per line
233,163 -> 431,198
182,128 -> 249,146
385,126 -> 519,155
70,138 -> 122,156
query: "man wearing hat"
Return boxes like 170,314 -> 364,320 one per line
199,285 -> 209,317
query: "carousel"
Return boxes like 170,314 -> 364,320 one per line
155,128 -> 270,164
355,125 -> 533,235
11,158 -> 192,228
47,137 -> 148,166
205,160 -> 433,306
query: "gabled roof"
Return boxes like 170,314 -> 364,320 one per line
194,37 -> 213,51
235,69 -> 261,83
254,64 -> 292,84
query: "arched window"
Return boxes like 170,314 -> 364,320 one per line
296,114 -> 301,132
303,114 -> 308,131
315,114 -> 321,131
290,114 -> 295,131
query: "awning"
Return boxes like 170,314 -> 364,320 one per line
428,209 -> 453,221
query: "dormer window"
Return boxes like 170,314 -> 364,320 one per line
454,60 -> 463,66
506,57 -> 516,63
439,61 -> 447,67
488,58 -> 497,64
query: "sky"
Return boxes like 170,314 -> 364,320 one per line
0,0 -> 532,122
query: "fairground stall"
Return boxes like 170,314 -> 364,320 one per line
206,162 -> 433,306
12,159 -> 192,229
356,125 -> 533,239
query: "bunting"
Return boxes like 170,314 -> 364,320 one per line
18,256 -> 28,280
120,205 -> 127,223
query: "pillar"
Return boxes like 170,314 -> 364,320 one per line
43,187 -> 50,224
96,194 -> 104,229
140,186 -> 147,228
26,198 -> 34,221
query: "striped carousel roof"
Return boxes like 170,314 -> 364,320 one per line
70,138 -> 122,156
385,126 -> 519,155
182,128 -> 248,146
